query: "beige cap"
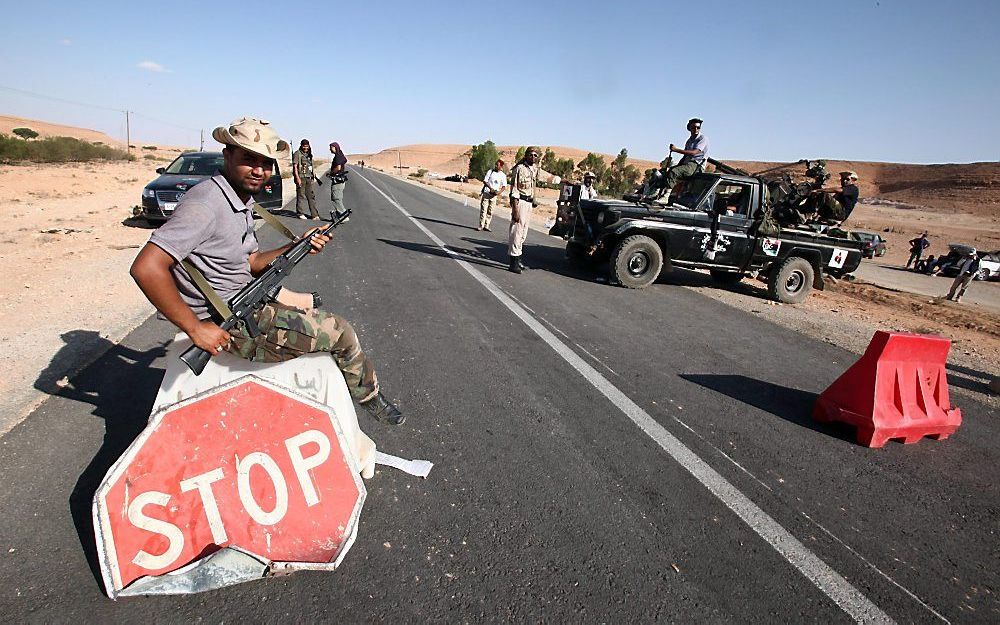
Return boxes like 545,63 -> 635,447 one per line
212,117 -> 290,161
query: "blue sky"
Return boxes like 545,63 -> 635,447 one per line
1,0 -> 997,164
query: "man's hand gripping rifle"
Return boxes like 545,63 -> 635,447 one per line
180,209 -> 353,375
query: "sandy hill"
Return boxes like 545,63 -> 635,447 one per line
353,144 -> 1000,219
0,114 -> 122,146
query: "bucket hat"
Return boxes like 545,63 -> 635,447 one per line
212,117 -> 290,161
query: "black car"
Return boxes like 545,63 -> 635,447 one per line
138,151 -> 283,222
849,231 -> 887,258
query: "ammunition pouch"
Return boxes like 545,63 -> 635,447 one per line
329,172 -> 349,184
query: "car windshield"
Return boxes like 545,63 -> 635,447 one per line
852,232 -> 875,242
164,154 -> 224,176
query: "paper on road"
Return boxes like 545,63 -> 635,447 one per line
375,451 -> 434,478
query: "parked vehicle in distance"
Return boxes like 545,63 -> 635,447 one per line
849,231 -> 887,258
938,244 -> 1000,281
137,151 -> 283,222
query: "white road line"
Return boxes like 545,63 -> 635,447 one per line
355,170 -> 894,624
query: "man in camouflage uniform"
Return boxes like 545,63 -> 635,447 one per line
292,139 -> 320,220
507,147 -> 561,273
130,117 -> 404,424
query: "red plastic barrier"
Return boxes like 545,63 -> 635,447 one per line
813,331 -> 962,448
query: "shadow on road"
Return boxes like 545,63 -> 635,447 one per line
679,374 -> 857,443
34,331 -> 167,586
378,238 -> 507,270
413,215 -> 479,231
946,362 -> 997,395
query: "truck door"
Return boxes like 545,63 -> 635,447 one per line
675,180 -> 754,265
709,181 -> 754,267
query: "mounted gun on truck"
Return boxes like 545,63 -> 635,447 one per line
558,158 -> 863,303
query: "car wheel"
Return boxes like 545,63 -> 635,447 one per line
975,268 -> 990,281
709,269 -> 743,285
767,257 -> 814,304
611,235 -> 663,289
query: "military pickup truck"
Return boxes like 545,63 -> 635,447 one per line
561,169 -> 863,303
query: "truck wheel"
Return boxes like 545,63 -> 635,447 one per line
611,235 -> 663,289
768,257 -> 814,304
709,270 -> 743,285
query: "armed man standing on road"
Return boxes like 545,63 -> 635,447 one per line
293,139 -> 320,220
328,142 -> 350,221
508,147 -> 561,273
478,158 -> 506,231
945,248 -> 981,303
130,117 -> 404,425
644,118 -> 709,203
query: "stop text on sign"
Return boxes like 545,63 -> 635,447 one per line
127,429 -> 331,570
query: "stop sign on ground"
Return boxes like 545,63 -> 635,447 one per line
93,376 -> 366,598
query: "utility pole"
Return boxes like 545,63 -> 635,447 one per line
124,110 -> 131,157
397,150 -> 402,176
200,129 -> 204,151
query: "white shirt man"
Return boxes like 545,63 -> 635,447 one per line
479,160 -> 507,231
580,174 -> 598,200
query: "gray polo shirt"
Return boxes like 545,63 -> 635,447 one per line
149,174 -> 258,319
680,133 -> 709,165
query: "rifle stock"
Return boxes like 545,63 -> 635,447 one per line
179,209 -> 352,375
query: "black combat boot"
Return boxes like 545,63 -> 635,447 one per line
361,391 -> 405,425
509,255 -> 522,274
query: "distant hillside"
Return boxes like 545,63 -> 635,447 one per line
352,144 -> 1000,219
0,114 -> 121,146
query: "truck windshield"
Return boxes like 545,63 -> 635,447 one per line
672,177 -> 717,210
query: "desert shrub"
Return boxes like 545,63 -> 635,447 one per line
12,127 -> 39,140
144,154 -> 159,160
468,140 -> 500,181
409,168 -> 428,179
182,149 -> 198,154
92,141 -> 104,145
142,145 -> 157,150
0,134 -> 131,163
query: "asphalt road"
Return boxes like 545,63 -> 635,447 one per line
1,168 -> 997,623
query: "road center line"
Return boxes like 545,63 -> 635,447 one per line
354,170 -> 894,625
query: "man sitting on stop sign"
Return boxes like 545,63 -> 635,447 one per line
129,116 -> 404,425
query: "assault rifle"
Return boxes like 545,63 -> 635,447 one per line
179,209 -> 352,375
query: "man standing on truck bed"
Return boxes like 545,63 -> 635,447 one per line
645,118 -> 709,203
508,147 -> 560,273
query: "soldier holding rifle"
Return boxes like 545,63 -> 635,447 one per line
130,116 -> 404,425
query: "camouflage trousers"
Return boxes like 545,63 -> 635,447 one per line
296,178 -> 318,218
508,197 -> 532,257
479,193 -> 497,229
226,302 -> 378,402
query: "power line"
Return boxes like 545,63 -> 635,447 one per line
0,84 -> 123,113
0,83 -> 200,133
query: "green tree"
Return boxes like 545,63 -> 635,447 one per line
468,140 -> 500,181
577,152 -> 608,186
514,146 -> 527,162
605,148 -> 642,197
12,127 -> 39,140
